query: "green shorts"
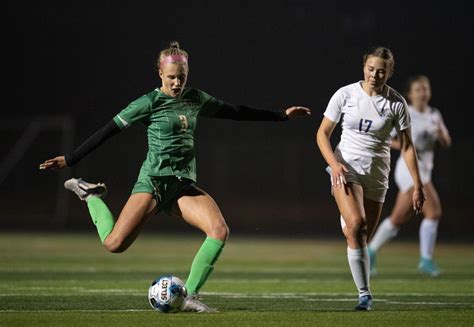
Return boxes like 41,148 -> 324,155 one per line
131,172 -> 195,214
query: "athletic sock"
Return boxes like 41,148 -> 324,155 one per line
419,218 -> 439,259
185,237 -> 225,295
347,246 -> 371,297
86,196 -> 115,243
368,217 -> 399,252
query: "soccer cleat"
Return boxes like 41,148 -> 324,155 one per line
64,178 -> 107,201
355,295 -> 373,311
368,247 -> 378,277
180,294 -> 218,313
418,257 -> 440,277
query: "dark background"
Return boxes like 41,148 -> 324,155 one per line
2,1 -> 473,241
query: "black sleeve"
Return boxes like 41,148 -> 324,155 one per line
65,119 -> 121,166
209,102 -> 289,121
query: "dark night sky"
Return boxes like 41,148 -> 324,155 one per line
3,1 -> 473,239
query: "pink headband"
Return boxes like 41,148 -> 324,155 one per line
160,55 -> 188,68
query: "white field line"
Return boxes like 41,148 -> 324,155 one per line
0,309 -> 149,312
1,290 -> 474,297
201,292 -> 474,297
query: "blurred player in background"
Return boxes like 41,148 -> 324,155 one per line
368,75 -> 451,277
40,41 -> 311,312
316,46 -> 425,311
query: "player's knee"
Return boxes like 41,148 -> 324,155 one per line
425,204 -> 442,221
344,217 -> 367,239
103,235 -> 127,253
208,222 -> 229,241
430,209 -> 442,221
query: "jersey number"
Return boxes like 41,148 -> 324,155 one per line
359,119 -> 373,133
179,115 -> 188,132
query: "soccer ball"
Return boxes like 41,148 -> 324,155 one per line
148,275 -> 187,313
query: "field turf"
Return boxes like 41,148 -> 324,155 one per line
0,233 -> 473,326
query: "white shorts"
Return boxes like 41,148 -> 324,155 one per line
394,157 -> 432,193
327,147 -> 390,203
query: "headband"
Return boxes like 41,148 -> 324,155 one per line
160,55 -> 188,68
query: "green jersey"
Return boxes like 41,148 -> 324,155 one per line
113,88 -> 222,182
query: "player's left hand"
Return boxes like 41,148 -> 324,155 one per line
412,186 -> 426,214
285,106 -> 311,119
39,156 -> 68,170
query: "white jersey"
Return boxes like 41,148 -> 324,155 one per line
323,82 -> 410,201
324,82 -> 411,159
394,105 -> 447,192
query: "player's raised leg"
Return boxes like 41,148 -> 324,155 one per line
171,186 -> 228,313
102,193 -> 157,253
65,177 -> 157,252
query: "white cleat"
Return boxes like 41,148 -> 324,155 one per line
64,178 -> 107,201
180,295 -> 218,313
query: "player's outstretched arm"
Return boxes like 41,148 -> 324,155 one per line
39,119 -> 121,171
210,103 -> 310,121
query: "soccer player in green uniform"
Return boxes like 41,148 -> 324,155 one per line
39,41 -> 311,312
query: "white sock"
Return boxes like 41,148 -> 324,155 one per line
368,217 -> 399,252
347,247 -> 371,297
419,218 -> 439,259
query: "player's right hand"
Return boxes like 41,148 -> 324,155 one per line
330,162 -> 348,188
39,156 -> 68,170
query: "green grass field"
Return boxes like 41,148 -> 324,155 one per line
0,233 -> 473,326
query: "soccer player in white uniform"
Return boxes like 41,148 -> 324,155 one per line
316,47 -> 425,310
368,75 -> 451,277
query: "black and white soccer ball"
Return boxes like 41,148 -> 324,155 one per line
148,275 -> 187,313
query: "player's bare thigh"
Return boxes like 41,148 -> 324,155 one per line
103,193 -> 157,253
171,186 -> 229,241
364,197 -> 384,240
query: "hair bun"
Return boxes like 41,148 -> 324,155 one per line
170,41 -> 180,49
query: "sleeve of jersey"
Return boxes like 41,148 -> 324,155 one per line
434,108 -> 449,135
323,89 -> 344,123
394,99 -> 411,132
198,90 -> 288,121
113,95 -> 152,129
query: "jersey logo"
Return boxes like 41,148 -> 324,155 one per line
179,115 -> 188,132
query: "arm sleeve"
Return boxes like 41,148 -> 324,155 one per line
207,102 -> 289,121
65,95 -> 152,166
65,119 -> 121,166
196,89 -> 287,121
323,89 -> 344,123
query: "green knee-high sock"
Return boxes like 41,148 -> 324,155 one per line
185,237 -> 225,295
86,196 -> 115,243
